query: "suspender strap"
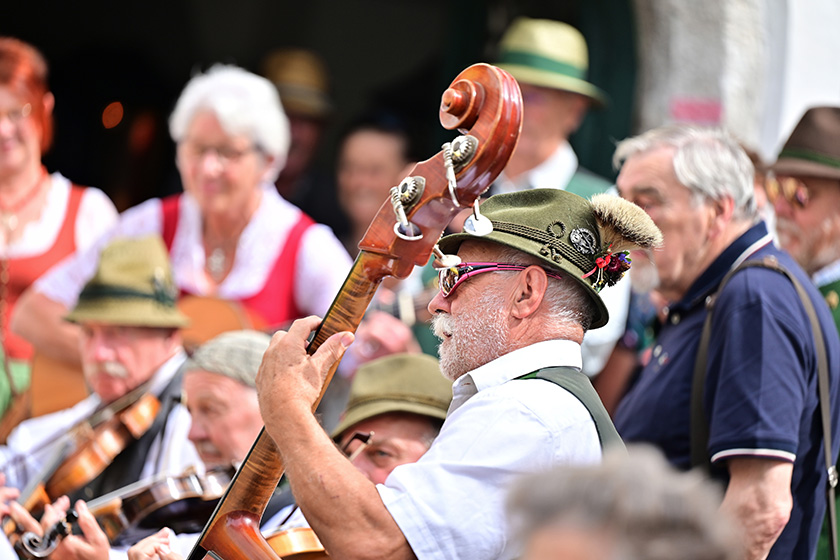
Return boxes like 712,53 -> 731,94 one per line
519,366 -> 625,451
691,255 -> 837,560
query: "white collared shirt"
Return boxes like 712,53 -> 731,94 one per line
492,142 -> 578,195
378,340 -> 601,560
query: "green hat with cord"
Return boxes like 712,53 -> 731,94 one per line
496,17 -> 607,107
438,189 -> 662,329
332,353 -> 451,440
65,235 -> 190,328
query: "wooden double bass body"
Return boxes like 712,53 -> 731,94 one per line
186,62 -> 523,560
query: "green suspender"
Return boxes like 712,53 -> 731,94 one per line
691,255 -> 837,560
518,366 -> 625,451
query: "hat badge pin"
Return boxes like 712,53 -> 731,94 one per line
570,227 -> 597,255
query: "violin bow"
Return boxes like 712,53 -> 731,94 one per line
187,62 -> 523,560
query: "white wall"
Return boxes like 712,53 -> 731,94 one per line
759,0 -> 840,160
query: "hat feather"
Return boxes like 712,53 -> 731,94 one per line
589,194 -> 663,253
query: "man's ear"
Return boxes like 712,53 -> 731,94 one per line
708,196 -> 735,239
511,266 -> 549,319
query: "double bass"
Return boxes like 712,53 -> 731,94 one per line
187,62 -> 523,559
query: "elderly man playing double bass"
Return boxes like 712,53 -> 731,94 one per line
256,188 -> 661,560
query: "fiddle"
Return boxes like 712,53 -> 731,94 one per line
2,389 -> 161,537
13,466 -> 235,557
186,62 -> 522,560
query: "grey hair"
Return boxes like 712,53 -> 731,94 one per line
613,125 -> 757,221
507,445 -> 741,560
492,245 -> 593,333
169,64 -> 290,182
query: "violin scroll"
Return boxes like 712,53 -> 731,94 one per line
14,510 -> 78,559
440,78 -> 485,131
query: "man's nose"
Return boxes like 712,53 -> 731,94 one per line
772,193 -> 794,218
188,419 -> 207,443
427,289 -> 450,316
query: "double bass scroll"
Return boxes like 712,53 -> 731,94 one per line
187,62 -> 523,560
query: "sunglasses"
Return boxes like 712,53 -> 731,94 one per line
766,176 -> 810,208
437,262 -> 564,298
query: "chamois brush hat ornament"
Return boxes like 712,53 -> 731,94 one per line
437,189 -> 662,328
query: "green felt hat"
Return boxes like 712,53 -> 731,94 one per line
438,189 -> 662,329
332,353 -> 452,439
496,17 -> 607,107
771,106 -> 840,180
66,235 -> 190,328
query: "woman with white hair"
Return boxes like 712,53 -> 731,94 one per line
12,65 -> 351,364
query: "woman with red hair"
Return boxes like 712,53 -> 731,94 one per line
0,37 -> 117,427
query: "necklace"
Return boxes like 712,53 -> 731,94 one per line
0,167 -> 47,231
206,247 -> 227,282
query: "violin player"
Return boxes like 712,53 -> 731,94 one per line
254,189 -> 662,560
127,352 -> 452,560
5,329 -> 288,559
0,236 -> 200,547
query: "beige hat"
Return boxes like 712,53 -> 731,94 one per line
261,48 -> 332,118
65,235 -> 190,328
184,329 -> 271,388
332,354 -> 452,439
497,17 -> 607,107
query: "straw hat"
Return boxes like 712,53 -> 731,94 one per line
439,189 -> 662,329
332,354 -> 452,439
497,17 -> 607,107
771,106 -> 840,180
65,235 -> 189,328
261,48 -> 332,118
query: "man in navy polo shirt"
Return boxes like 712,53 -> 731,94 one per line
612,125 -> 840,560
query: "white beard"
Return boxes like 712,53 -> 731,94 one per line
432,289 -> 509,381
629,250 -> 661,295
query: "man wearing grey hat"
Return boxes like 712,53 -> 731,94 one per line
125,352 -> 451,559
0,235 -> 201,556
256,188 -> 661,560
47,330 -> 290,560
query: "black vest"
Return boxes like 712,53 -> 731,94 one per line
68,366 -> 186,503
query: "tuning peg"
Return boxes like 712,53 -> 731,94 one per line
391,178 -> 425,241
463,199 -> 493,236
432,245 -> 461,269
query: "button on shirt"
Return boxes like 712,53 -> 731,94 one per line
378,339 -> 602,560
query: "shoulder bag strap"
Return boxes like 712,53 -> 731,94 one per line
691,255 -> 837,560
